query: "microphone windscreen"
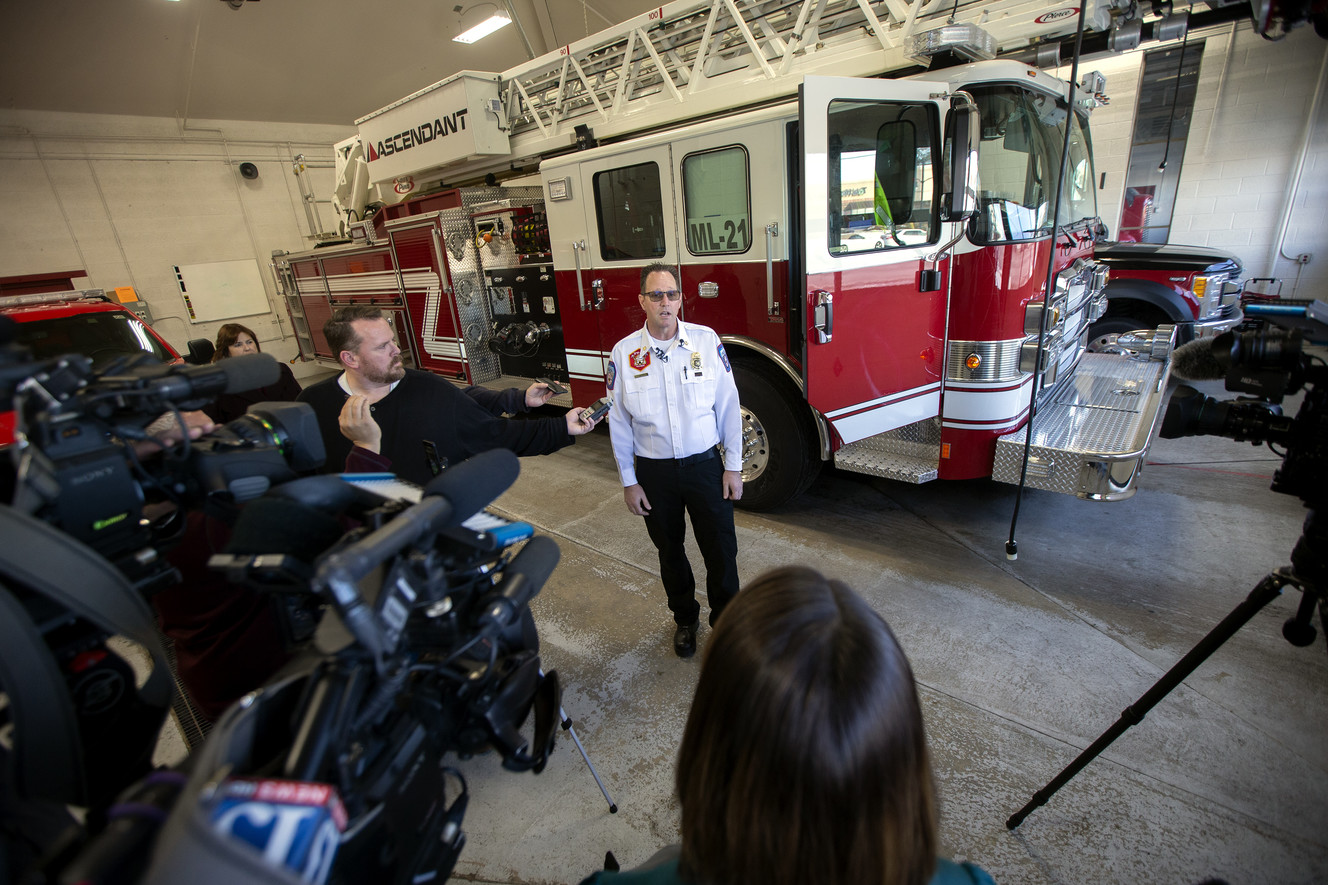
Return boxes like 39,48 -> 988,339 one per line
1170,337 -> 1228,381
219,353 -> 282,394
422,449 -> 521,526
505,535 -> 561,591
226,495 -> 345,563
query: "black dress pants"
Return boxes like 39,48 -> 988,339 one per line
635,452 -> 739,627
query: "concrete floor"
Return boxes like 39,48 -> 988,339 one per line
135,376 -> 1327,884
423,379 -> 1328,885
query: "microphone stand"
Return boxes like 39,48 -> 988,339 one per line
1008,510 -> 1325,829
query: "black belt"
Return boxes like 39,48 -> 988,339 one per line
637,446 -> 718,467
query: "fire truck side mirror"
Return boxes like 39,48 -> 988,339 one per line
942,93 -> 980,222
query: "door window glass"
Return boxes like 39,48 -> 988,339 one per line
682,146 -> 752,254
593,162 -> 667,260
826,101 -> 937,255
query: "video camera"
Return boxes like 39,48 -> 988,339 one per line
1,329 -> 563,884
1161,303 -> 1326,510
2,325 -> 324,592
102,451 -> 558,885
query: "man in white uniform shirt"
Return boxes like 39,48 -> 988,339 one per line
606,263 -> 744,657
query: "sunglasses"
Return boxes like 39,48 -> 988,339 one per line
642,290 -> 682,302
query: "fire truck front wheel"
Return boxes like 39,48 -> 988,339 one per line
732,361 -> 821,511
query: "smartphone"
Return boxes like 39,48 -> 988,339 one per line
582,396 -> 612,423
537,377 -> 568,396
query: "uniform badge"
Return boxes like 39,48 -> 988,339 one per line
629,347 -> 651,370
690,351 -> 702,371
606,360 -> 617,391
717,343 -> 731,372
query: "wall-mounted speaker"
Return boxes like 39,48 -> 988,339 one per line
239,162 -> 259,180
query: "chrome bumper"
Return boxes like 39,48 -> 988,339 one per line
1189,303 -> 1244,340
992,326 -> 1175,501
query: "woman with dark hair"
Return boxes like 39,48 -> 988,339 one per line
583,566 -> 993,885
203,322 -> 303,423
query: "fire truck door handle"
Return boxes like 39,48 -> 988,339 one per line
591,278 -> 605,309
572,241 -> 587,310
765,222 -> 780,316
813,291 -> 833,343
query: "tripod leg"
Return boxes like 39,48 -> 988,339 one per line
1007,571 -> 1292,830
560,707 -> 619,813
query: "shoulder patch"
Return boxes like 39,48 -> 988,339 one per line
606,360 -> 617,391
717,343 -> 731,372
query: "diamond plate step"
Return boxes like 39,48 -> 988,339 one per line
835,419 -> 940,484
993,351 -> 1172,501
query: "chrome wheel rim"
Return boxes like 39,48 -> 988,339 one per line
740,405 -> 769,483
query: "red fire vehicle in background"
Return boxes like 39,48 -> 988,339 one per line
1,288 -> 186,446
270,0 -> 1260,510
1093,240 -> 1244,352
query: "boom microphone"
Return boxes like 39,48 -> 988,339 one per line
477,535 -> 561,632
164,353 -> 282,400
421,448 -> 522,524
100,353 -> 283,405
315,449 -> 523,666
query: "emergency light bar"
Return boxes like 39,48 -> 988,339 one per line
910,23 -> 998,61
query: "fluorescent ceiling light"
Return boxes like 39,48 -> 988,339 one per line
453,12 -> 512,43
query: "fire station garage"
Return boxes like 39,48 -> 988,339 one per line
1,2 -> 1325,884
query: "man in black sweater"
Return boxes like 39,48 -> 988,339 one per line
298,306 -> 598,486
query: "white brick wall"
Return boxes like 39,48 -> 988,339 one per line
1062,24 -> 1328,299
3,22 -> 1326,352
0,110 -> 352,375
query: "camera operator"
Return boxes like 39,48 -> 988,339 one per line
582,566 -> 993,885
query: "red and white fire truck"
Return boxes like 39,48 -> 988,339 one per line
273,0 -> 1253,510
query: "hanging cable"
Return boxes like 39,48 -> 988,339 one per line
1004,9 -> 1088,561
1157,12 -> 1192,172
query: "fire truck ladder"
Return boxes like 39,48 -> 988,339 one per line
495,0 -> 1127,168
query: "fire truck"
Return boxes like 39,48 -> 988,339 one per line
272,0 -> 1256,510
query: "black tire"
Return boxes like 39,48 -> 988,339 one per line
732,360 -> 821,511
1085,316 -> 1150,354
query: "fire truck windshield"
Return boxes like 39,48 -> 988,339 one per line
966,84 -> 1098,244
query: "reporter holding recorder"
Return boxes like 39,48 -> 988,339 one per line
582,566 -> 994,885
298,305 -> 600,485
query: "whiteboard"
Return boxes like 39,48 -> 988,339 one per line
174,259 -> 271,323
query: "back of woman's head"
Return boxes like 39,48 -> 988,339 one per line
676,566 -> 937,885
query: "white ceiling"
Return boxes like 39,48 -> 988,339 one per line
0,0 -> 660,126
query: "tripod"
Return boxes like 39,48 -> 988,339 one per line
560,704 -> 619,813
1008,510 -> 1326,829
543,668 -> 619,813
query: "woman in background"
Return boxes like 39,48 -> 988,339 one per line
583,565 -> 994,885
204,322 -> 303,423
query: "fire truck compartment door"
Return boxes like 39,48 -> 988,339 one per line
801,76 -> 948,446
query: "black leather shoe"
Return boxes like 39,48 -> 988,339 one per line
673,621 -> 698,658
